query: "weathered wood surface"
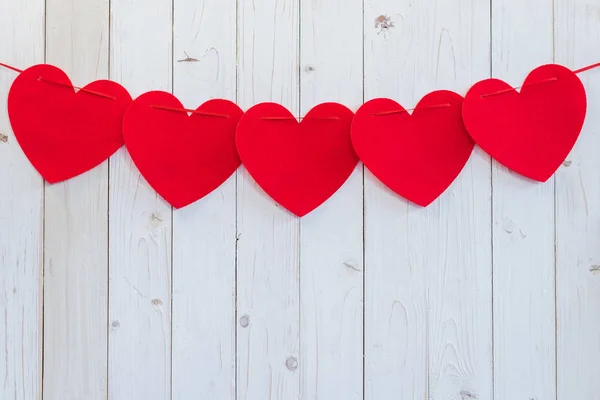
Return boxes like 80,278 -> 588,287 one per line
1,0 -> 599,399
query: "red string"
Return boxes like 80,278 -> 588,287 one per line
37,77 -> 116,99
481,61 -> 600,99
374,61 -> 600,111
0,62 -> 23,73
2,60 -> 600,110
261,116 -> 340,121
574,62 -> 600,74
371,103 -> 451,117
0,61 -> 115,100
149,104 -> 230,118
480,77 -> 558,98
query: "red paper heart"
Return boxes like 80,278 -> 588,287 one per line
235,102 -> 358,217
123,91 -> 244,208
462,64 -> 587,181
351,91 -> 474,206
8,64 -> 132,183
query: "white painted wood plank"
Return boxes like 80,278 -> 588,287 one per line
109,1 -> 173,398
363,1 -> 492,399
555,2 -> 600,398
236,0 -> 300,398
421,5 -> 493,400
171,0 -> 237,398
491,0 -> 556,399
0,1 -> 45,399
299,0 -> 363,398
363,5 -> 428,398
43,1 -> 110,398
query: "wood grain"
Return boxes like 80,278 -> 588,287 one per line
43,0 -> 110,398
236,0 -> 300,398
299,0 -> 364,398
171,0 -> 237,398
363,4 -> 427,398
0,1 -> 45,399
491,0 -> 557,399
108,0 -> 173,398
1,1 -> 600,399
555,1 -> 600,398
363,1 -> 493,399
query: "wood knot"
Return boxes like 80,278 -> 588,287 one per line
343,260 -> 361,272
150,212 -> 162,222
460,390 -> 478,399
177,51 -> 199,63
375,15 -> 394,34
239,315 -> 250,328
151,298 -> 163,307
503,217 -> 515,233
148,212 -> 165,229
0,133 -> 8,143
285,356 -> 298,371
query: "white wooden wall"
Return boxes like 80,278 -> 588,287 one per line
1,0 -> 599,399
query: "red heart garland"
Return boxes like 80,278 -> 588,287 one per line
8,64 -> 132,183
235,102 -> 358,217
462,64 -> 587,182
351,91 -> 474,206
122,91 -> 244,208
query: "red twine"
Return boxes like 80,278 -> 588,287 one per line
149,104 -> 230,118
261,116 -> 341,121
2,60 -> 600,114
0,62 -> 114,99
371,61 -> 600,117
